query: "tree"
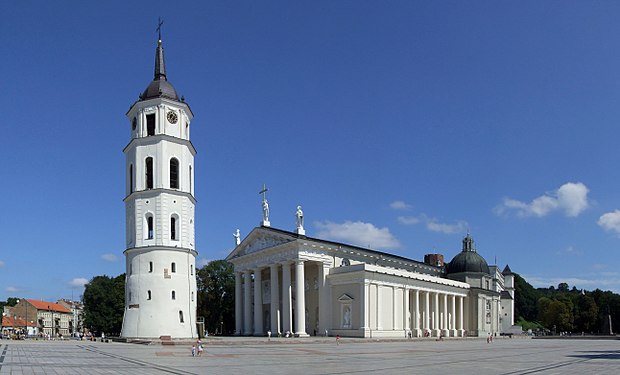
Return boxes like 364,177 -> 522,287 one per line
514,273 -> 541,322
82,274 -> 125,336
537,297 -> 573,332
574,294 -> 598,333
196,260 -> 235,335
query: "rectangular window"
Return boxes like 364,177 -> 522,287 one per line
171,262 -> 176,273
179,310 -> 184,323
149,261 -> 153,273
146,114 -> 155,136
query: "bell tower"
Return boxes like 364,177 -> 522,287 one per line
121,31 -> 198,340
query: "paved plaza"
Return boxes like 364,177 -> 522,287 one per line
0,337 -> 618,374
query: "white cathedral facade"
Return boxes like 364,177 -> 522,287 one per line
120,35 -> 197,339
227,218 -> 517,338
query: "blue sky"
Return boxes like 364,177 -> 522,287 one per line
2,1 -> 620,302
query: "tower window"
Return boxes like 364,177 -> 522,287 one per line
191,291 -> 194,302
129,164 -> 134,194
145,157 -> 153,189
171,262 -> 176,273
147,215 -> 154,239
179,310 -> 184,323
171,291 -> 176,300
189,165 -> 192,194
146,114 -> 155,136
149,261 -> 153,273
171,216 -> 177,240
147,290 -> 152,300
190,265 -> 193,276
132,117 -> 137,131
170,158 -> 179,189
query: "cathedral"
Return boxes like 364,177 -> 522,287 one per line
227,216 -> 517,338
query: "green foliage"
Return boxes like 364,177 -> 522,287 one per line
82,274 -> 125,336
514,273 -> 539,321
196,260 -> 235,335
515,316 -> 543,331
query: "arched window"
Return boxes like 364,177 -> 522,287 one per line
129,164 -> 134,194
171,262 -> 176,273
189,165 -> 192,194
170,216 -> 178,240
132,117 -> 137,131
146,114 -> 155,136
170,158 -> 179,189
179,310 -> 184,323
171,291 -> 176,300
146,215 -> 154,239
147,290 -> 152,300
145,157 -> 153,189
149,261 -> 153,273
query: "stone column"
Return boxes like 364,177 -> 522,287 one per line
451,294 -> 457,336
282,262 -> 292,335
403,288 -> 410,334
270,264 -> 280,335
294,260 -> 308,336
433,292 -> 440,336
235,271 -> 242,335
424,291 -> 430,337
442,293 -> 449,337
458,296 -> 464,336
253,267 -> 263,336
376,285 -> 382,331
243,270 -> 252,335
414,289 -> 420,337
318,262 -> 330,336
392,286 -> 397,331
360,282 -> 369,336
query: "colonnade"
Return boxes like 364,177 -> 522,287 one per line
361,283 -> 466,337
235,259 -> 322,337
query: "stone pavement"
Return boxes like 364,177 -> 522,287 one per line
0,336 -> 619,374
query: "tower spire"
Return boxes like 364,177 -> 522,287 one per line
154,17 -> 166,81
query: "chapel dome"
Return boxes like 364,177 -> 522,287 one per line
446,235 -> 490,274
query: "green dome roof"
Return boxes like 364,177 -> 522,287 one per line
446,235 -> 490,274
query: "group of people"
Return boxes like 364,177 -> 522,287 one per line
191,339 -> 204,357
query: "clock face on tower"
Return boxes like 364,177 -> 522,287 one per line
167,110 -> 178,124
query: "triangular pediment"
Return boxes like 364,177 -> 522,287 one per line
338,293 -> 354,302
226,226 -> 296,260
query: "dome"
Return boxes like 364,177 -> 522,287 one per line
142,79 -> 179,101
446,235 -> 490,274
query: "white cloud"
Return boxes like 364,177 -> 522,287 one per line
397,216 -> 420,225
101,253 -> 118,262
69,278 -> 88,288
0,260 -> 4,267
555,246 -> 582,256
495,182 -> 590,218
314,220 -> 400,249
389,201 -> 411,210
598,210 -> 620,236
5,286 -> 21,293
426,219 -> 467,234
196,258 -> 210,268
398,214 -> 467,235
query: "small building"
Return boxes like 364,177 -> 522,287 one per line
57,299 -> 84,337
12,299 -> 72,338
1,315 -> 37,337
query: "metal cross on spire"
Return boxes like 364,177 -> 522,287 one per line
156,17 -> 164,41
259,183 -> 268,202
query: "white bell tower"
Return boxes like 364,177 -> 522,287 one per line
120,32 -> 197,340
